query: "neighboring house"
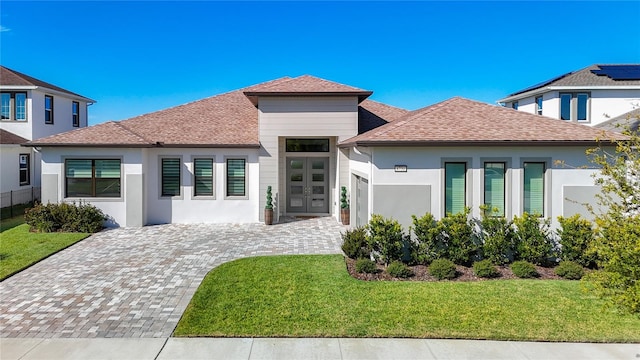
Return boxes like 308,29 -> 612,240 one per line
498,64 -> 640,127
594,108 -> 640,133
0,66 -> 95,207
27,75 -> 622,229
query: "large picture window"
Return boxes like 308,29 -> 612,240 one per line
161,158 -> 181,197
193,158 -> 214,197
226,158 -> 246,197
484,162 -> 505,216
445,162 -> 466,215
524,162 -> 545,216
66,159 -> 121,197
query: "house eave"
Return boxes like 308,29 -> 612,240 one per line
23,143 -> 261,149
243,91 -> 372,106
338,140 -> 615,148
498,85 -> 640,103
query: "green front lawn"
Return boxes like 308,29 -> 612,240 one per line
175,255 -> 640,342
0,224 -> 88,280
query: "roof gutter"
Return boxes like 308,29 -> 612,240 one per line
22,143 -> 262,149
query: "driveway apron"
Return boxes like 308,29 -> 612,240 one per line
0,218 -> 344,338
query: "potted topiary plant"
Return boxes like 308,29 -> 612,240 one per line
265,185 -> 274,225
340,186 -> 350,225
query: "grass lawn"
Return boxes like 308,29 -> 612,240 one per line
175,254 -> 640,342
0,223 -> 88,280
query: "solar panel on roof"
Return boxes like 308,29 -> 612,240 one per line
591,65 -> 640,80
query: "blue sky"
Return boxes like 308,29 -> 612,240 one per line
1,1 -> 639,126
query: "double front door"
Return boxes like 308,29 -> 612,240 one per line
286,157 -> 329,214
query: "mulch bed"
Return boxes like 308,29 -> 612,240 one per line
345,257 -> 563,281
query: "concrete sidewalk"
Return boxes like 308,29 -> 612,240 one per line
2,337 -> 638,360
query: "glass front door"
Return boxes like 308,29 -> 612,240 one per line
286,157 -> 329,214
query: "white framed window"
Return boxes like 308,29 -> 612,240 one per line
535,96 -> 543,116
560,92 -> 589,122
484,162 -> 506,217
511,101 -> 518,110
1,92 -> 27,121
72,101 -> 80,127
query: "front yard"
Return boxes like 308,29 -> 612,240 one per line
175,254 -> 640,342
0,221 -> 88,280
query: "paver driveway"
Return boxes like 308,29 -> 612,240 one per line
0,218 -> 344,338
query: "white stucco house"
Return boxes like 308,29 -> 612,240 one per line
0,66 -> 94,207
27,75 -> 622,229
498,64 -> 640,127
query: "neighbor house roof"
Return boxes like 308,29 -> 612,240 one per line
339,97 -> 625,147
594,108 -> 640,133
498,64 -> 640,103
27,76 -> 392,148
0,129 -> 28,145
0,66 -> 95,103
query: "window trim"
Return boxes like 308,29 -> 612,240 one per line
64,158 -> 123,199
19,153 -> 30,186
72,101 -> 80,127
225,156 -> 249,200
1,91 -> 28,122
443,159 -> 471,216
559,92 -> 590,122
521,158 -> 551,217
45,95 -> 54,124
191,156 -> 216,199
482,160 -> 510,217
159,156 -> 183,199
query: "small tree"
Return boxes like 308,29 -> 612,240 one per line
265,186 -> 273,210
340,186 -> 349,209
584,115 -> 640,315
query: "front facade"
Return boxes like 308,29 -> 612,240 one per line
498,64 -> 640,127
30,76 -> 621,229
0,66 -> 94,203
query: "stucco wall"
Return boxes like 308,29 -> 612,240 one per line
365,146 -> 601,230
0,145 -> 35,194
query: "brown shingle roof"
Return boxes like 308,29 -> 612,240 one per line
358,99 -> 409,134
504,64 -> 640,99
340,97 -> 625,147
0,129 -> 28,145
27,76 -> 388,148
595,108 -> 640,133
244,75 -> 372,104
0,66 -> 94,101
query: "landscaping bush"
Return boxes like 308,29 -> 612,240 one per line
410,213 -> 444,264
473,259 -> 500,278
428,258 -> 457,280
367,214 -> 407,265
438,209 -> 477,266
387,261 -> 413,278
478,206 -> 515,265
341,227 -> 371,259
355,258 -> 378,274
511,261 -> 538,278
512,213 -> 556,266
555,261 -> 585,280
557,215 -> 597,268
25,202 -> 106,233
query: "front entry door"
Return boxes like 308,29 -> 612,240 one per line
286,157 -> 329,214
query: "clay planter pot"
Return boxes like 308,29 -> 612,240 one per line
265,208 -> 274,225
340,208 -> 350,225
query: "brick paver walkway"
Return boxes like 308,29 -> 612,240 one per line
0,217 -> 345,338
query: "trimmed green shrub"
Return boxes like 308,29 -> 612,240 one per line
555,261 -> 585,280
387,261 -> 413,278
341,227 -> 371,259
511,260 -> 538,278
438,209 -> 477,266
367,214 -> 407,265
428,258 -> 457,280
478,206 -> 515,265
557,215 -> 596,268
512,213 -> 556,266
355,258 -> 378,274
25,202 -> 106,233
473,259 -> 499,278
410,213 -> 444,264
